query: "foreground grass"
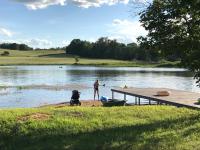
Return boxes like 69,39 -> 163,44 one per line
0,49 -> 179,67
0,106 -> 200,150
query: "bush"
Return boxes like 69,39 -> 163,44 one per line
1,51 -> 10,56
197,98 -> 200,104
74,56 -> 80,64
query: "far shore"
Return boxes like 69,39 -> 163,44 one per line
0,49 -> 180,67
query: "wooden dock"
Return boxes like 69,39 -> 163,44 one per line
111,87 -> 200,109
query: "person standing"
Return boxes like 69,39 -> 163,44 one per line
94,80 -> 99,100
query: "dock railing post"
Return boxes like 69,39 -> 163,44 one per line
139,98 -> 141,105
135,97 -> 137,105
112,91 -> 114,99
124,94 -> 126,101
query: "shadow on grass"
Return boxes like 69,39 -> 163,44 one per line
38,53 -> 68,58
1,113 -> 200,150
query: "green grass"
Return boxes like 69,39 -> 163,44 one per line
0,105 -> 200,150
0,49 -> 180,67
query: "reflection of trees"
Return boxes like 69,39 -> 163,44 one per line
0,66 -> 195,91
65,67 -> 126,85
65,68 -> 193,79
0,67 -> 30,84
65,69 -> 125,83
65,67 -> 194,90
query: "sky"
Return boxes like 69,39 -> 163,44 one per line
0,0 -> 148,48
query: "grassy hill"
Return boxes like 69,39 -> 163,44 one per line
0,49 -> 179,67
0,105 -> 200,150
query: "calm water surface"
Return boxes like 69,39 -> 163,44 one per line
0,65 -> 199,108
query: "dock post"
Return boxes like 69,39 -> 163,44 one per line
135,97 -> 137,105
124,94 -> 126,101
139,98 -> 141,105
149,99 -> 151,105
112,91 -> 114,99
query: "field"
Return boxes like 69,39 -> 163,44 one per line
0,105 -> 200,150
0,49 -> 179,67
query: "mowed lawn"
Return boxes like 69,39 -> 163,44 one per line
0,49 -> 139,66
0,49 -> 179,67
0,106 -> 200,150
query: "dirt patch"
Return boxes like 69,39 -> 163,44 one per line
67,111 -> 83,117
54,110 -> 84,117
40,102 -> 70,108
18,113 -> 51,122
40,100 -> 102,108
81,100 -> 102,107
54,105 -> 67,108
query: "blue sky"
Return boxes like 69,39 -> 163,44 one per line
0,0 -> 147,48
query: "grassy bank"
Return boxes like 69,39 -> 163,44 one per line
0,105 -> 200,150
0,49 -> 179,67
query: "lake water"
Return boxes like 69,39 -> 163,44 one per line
0,65 -> 199,108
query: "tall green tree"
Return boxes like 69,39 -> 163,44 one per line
65,37 -> 161,61
138,0 -> 200,85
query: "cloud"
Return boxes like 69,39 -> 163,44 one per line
13,0 -> 130,9
26,38 -> 53,48
0,38 -> 53,48
61,40 -> 70,46
13,0 -> 66,10
0,28 -> 14,37
108,19 -> 147,43
70,0 -> 129,8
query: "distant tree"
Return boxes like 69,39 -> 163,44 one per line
18,44 -> 33,51
92,37 -> 126,59
138,0 -> 200,85
127,42 -> 138,48
66,39 -> 92,57
66,37 -> 161,61
10,43 -> 18,50
124,42 -> 139,60
0,43 -> 33,50
74,56 -> 80,64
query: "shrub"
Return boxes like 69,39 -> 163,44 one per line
1,51 -> 10,56
74,56 -> 80,64
197,98 -> 200,104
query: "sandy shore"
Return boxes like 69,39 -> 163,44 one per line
40,100 -> 103,108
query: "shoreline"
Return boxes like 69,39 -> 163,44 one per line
0,49 -> 181,67
40,100 -> 103,107
0,63 -> 182,68
0,49 -> 181,68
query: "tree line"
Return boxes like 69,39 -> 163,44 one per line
65,37 -> 174,61
0,43 -> 33,51
0,43 -> 66,51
